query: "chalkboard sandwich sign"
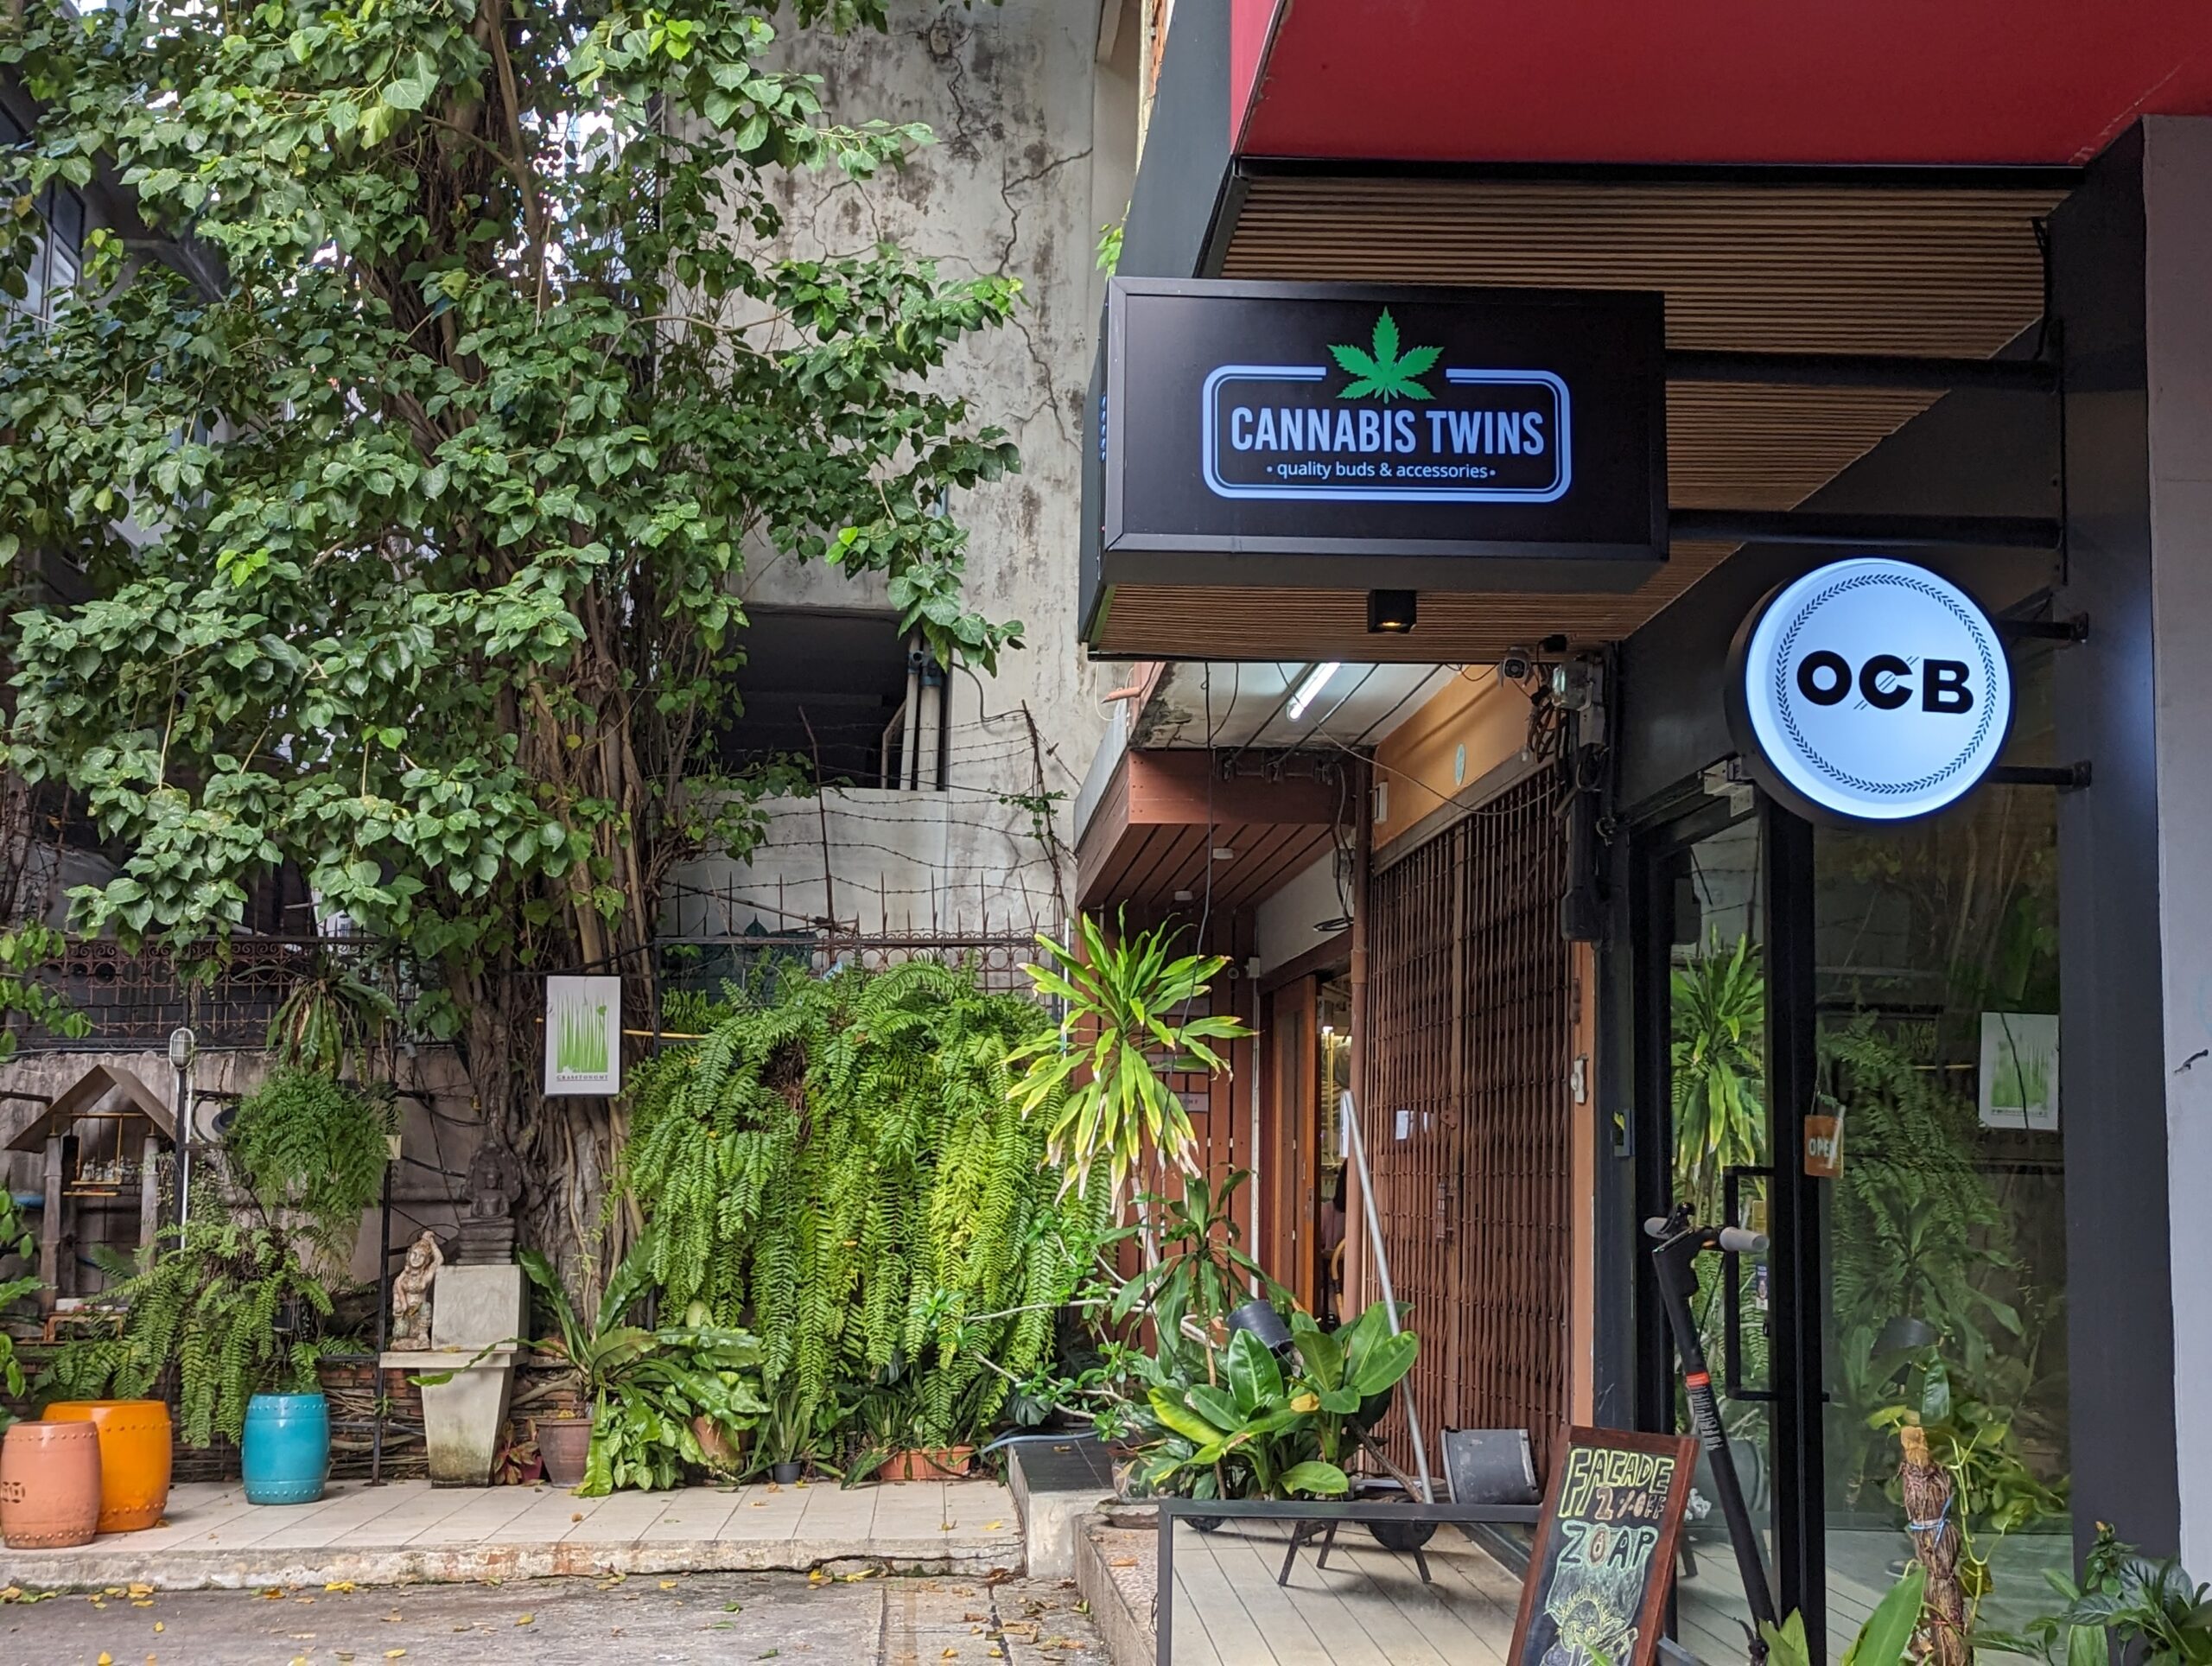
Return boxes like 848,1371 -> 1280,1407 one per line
1508,1426 -> 1700,1666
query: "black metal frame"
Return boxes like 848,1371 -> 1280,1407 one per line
1151,1496 -> 1542,1666
1629,793 -> 1833,1654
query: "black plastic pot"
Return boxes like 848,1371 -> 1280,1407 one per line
769,1460 -> 804,1485
1353,1478 -> 1438,1553
1224,1300 -> 1295,1357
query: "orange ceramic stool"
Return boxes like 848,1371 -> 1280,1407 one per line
0,1420 -> 101,1548
45,1400 -> 171,1532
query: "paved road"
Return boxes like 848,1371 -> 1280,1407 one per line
0,1569 -> 1109,1666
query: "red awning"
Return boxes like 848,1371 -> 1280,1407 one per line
1234,0 -> 2212,167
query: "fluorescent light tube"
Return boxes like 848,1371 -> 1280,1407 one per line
1287,662 -> 1341,722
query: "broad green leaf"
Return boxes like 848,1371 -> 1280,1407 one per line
1277,1460 -> 1350,1497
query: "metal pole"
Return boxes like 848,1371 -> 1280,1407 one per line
372,1153 -> 392,1485
1339,1091 -> 1433,1504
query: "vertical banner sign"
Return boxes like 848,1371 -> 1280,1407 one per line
544,976 -> 622,1097
1508,1428 -> 1698,1666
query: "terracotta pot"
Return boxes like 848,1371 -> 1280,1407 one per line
0,1420 -> 102,1548
44,1401 -> 173,1533
691,1415 -> 744,1474
536,1416 -> 594,1488
881,1446 -> 974,1482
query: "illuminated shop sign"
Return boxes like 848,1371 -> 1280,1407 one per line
1726,556 -> 2014,824
1093,279 -> 1666,599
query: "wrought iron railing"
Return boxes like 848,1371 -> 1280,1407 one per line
16,935 -> 407,1052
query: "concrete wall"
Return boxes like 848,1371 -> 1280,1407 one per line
0,1045 -> 485,1291
2141,117 -> 2212,1574
671,1 -> 1134,940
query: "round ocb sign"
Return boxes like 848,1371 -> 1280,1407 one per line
1726,556 -> 2012,824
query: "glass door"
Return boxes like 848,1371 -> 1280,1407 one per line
1640,798 -> 1783,1663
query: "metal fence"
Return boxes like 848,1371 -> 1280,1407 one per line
3,930 -> 1053,1058
13,935 -> 408,1052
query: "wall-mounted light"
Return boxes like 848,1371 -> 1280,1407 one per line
1287,661 -> 1341,722
1367,589 -> 1417,633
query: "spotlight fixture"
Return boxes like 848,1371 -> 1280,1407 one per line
1367,589 -> 1418,633
1287,661 -> 1342,722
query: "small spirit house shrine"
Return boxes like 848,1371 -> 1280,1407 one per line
6,1063 -> 178,1309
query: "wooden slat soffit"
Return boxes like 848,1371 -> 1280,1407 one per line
1075,749 -> 1346,911
1091,177 -> 2067,663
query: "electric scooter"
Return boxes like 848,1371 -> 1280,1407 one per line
1645,1205 -> 1779,1664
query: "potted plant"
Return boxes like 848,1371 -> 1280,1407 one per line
519,1243 -> 766,1494
753,1379 -> 813,1485
1122,1300 -> 1421,1515
46,1218 -> 340,1505
1982,1528 -> 2212,1666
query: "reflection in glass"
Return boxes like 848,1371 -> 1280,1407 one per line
1660,813 -> 1777,1664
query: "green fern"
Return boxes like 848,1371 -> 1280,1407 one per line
621,960 -> 1104,1456
46,1216 -> 336,1446
226,1069 -> 395,1255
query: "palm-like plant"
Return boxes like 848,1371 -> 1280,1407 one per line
1008,911 -> 1250,1201
1670,932 -> 1766,1219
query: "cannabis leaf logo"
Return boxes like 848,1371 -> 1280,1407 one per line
1328,308 -> 1440,403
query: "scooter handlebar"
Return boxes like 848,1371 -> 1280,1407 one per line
1641,1217 -> 1769,1256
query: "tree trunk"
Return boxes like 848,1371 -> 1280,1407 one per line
1898,1424 -> 1970,1666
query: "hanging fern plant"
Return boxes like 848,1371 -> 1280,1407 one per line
226,1069 -> 395,1254
622,960 -> 1109,1454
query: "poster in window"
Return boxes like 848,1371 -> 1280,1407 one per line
544,976 -> 622,1097
1978,1012 -> 2057,1133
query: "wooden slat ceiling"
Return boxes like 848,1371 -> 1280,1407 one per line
1093,177 -> 2069,663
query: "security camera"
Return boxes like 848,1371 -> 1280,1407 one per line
1498,652 -> 1535,685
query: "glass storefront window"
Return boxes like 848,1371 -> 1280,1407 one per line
1812,643 -> 2070,1655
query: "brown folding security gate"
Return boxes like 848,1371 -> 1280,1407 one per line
1363,763 -> 1574,1482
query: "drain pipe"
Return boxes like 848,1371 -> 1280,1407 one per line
902,633 -> 925,790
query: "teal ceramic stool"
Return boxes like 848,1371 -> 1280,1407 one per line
240,1392 -> 330,1505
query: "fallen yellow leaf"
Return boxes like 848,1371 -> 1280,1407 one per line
516,1614 -> 535,1626
97,1654 -> 112,1666
126,1584 -> 153,1599
570,1512 -> 584,1523
325,1580 -> 356,1593
131,1599 -> 155,1607
942,1652 -> 958,1661
983,1521 -> 1003,1531
658,1580 -> 678,1591
385,1652 -> 408,1661
152,1623 -> 163,1634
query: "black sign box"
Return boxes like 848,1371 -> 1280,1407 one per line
1098,278 -> 1668,595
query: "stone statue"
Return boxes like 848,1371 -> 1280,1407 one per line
455,1137 -> 524,1264
390,1229 -> 442,1350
